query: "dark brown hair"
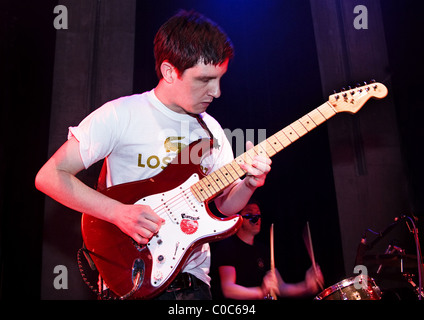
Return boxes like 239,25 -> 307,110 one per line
154,10 -> 234,79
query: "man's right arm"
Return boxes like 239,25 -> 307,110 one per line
35,136 -> 163,244
218,265 -> 267,300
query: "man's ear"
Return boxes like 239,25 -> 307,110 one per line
160,61 -> 177,83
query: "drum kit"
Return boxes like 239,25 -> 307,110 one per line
313,215 -> 423,301
314,274 -> 381,300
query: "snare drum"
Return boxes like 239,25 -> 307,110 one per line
315,275 -> 381,300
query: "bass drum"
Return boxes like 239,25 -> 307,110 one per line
315,275 -> 381,300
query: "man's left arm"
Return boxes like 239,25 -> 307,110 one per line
214,141 -> 271,215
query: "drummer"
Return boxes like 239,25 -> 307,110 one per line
210,200 -> 324,299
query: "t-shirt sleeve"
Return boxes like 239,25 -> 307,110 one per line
68,101 -> 121,169
211,238 -> 237,267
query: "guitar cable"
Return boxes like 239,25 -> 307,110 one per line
77,247 -> 115,300
77,246 -> 143,300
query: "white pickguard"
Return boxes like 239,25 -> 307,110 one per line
134,173 -> 240,288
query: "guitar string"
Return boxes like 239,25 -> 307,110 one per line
149,185 -> 200,224
150,165 -> 241,221
150,100 -> 314,222
144,82 -> 375,221
148,173 -> 223,217
153,85 -> 375,220
136,85 -> 378,249
149,168 -> 234,224
150,84 -> 373,219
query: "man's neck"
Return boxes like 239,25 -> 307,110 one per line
237,229 -> 255,245
154,81 -> 182,114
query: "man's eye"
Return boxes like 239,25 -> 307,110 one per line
198,77 -> 214,83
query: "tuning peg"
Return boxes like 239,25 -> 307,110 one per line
370,79 -> 376,83
333,90 -> 340,100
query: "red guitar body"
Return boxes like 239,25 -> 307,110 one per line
81,139 -> 242,299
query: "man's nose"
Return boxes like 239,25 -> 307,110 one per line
209,80 -> 221,98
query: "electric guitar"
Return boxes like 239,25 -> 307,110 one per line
81,82 -> 388,299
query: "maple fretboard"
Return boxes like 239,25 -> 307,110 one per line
190,101 -> 337,202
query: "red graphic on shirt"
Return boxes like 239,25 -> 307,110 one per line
180,219 -> 199,235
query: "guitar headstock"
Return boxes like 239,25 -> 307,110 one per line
329,82 -> 388,114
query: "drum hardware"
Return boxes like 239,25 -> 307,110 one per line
314,275 -> 381,300
315,214 -> 423,301
363,253 -> 418,270
376,244 -> 404,274
403,273 -> 424,299
358,215 -> 422,300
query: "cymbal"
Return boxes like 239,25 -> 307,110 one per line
363,254 -> 418,268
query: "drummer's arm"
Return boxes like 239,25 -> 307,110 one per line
273,267 -> 323,298
218,266 -> 266,300
277,280 -> 311,298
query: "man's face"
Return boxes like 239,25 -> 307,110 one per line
169,59 -> 229,114
241,203 -> 262,235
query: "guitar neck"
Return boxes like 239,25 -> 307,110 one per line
190,101 -> 338,202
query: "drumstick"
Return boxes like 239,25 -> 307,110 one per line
269,223 -> 277,300
303,221 -> 324,290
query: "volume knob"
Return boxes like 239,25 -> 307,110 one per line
157,254 -> 165,264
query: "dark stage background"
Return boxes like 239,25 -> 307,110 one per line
1,0 -> 423,300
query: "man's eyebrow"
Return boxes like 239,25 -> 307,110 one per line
195,75 -> 217,81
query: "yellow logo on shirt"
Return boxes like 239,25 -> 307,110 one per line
136,136 -> 208,174
164,136 -> 187,153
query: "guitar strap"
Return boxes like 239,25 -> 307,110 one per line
194,114 -> 220,150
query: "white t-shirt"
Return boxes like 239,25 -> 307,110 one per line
69,89 -> 234,286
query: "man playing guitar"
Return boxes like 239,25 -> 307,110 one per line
35,10 -> 271,300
